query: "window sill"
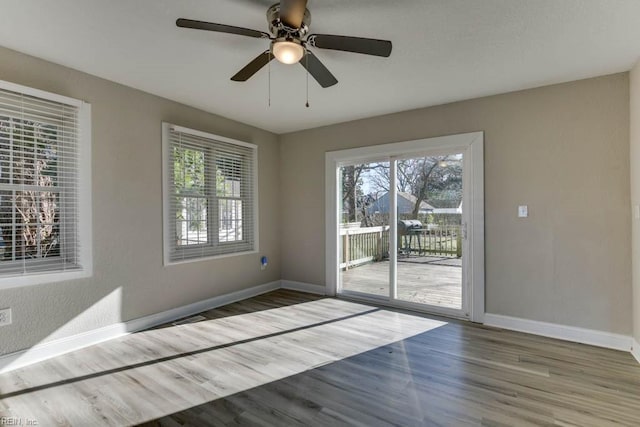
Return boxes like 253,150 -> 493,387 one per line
164,249 -> 258,267
0,268 -> 92,290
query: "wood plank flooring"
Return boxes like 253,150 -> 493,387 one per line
342,260 -> 462,309
1,290 -> 640,426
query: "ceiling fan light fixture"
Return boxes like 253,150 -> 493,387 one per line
272,39 -> 304,64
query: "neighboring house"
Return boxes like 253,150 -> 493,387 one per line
366,191 -> 434,215
430,199 -> 463,215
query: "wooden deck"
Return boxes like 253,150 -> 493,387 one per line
341,256 -> 462,309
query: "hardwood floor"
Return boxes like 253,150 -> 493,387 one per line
1,290 -> 639,426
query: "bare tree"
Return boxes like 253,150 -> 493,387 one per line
341,165 -> 361,223
0,119 -> 59,261
366,156 -> 461,219
408,157 -> 444,219
341,163 -> 388,224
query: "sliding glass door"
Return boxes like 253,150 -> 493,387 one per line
335,148 -> 471,319
394,153 -> 465,313
339,160 -> 390,299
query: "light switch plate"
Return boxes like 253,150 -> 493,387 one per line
518,205 -> 528,218
634,205 -> 640,220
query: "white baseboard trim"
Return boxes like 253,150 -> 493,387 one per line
0,323 -> 128,374
0,280 -> 281,374
125,280 -> 281,333
484,313 -> 632,352
281,280 -> 326,295
632,338 -> 640,364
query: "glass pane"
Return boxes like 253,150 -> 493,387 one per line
12,191 -> 60,260
176,196 -> 208,246
0,190 -> 12,261
173,146 -> 205,195
36,123 -> 60,187
339,161 -> 390,297
216,155 -> 242,197
41,222 -> 61,258
6,119 -> 60,187
0,117 -> 10,185
13,120 -> 37,186
396,154 -> 463,309
219,199 -> 243,242
0,117 -> 63,264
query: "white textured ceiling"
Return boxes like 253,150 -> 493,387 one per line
1,0 -> 639,134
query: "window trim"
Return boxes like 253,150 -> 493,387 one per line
162,122 -> 259,266
0,79 -> 93,290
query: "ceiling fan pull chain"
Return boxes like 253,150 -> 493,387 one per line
268,49 -> 271,107
305,50 -> 310,108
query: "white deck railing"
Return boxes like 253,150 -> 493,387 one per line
340,225 -> 461,270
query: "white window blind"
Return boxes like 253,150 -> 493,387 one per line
0,82 -> 89,281
163,124 -> 257,263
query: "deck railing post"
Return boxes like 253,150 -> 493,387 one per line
344,230 -> 350,270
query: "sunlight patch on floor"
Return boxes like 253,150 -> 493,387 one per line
0,298 -> 446,425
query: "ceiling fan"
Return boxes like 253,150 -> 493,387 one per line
176,0 -> 392,88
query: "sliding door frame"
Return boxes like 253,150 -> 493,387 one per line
325,132 -> 485,322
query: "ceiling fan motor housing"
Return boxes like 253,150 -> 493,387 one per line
267,3 -> 311,38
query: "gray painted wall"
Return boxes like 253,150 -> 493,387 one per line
0,46 -> 281,356
280,73 -> 631,335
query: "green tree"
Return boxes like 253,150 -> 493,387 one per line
173,147 -> 206,234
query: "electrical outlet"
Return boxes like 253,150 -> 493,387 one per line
0,308 -> 12,326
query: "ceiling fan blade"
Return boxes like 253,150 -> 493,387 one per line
231,51 -> 274,82
309,34 -> 392,57
300,51 -> 338,88
279,0 -> 308,29
176,18 -> 269,39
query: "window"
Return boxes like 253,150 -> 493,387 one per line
163,123 -> 257,263
0,80 -> 92,288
